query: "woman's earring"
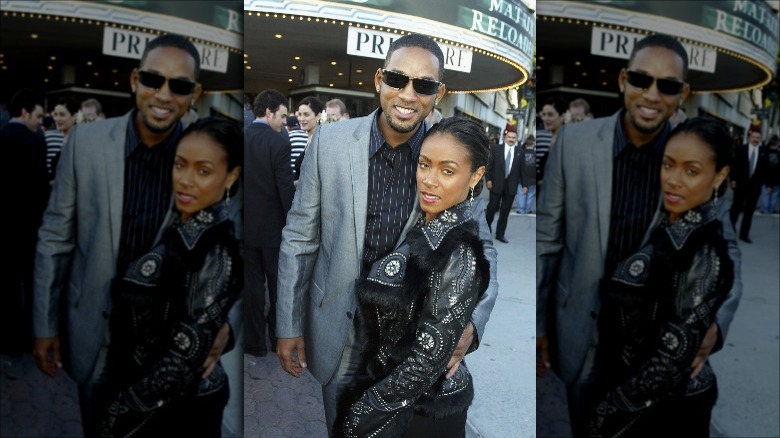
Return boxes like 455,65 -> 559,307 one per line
225,187 -> 230,207
713,187 -> 718,204
469,186 -> 475,205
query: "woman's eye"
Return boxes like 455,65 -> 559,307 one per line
686,168 -> 698,175
442,168 -> 454,176
174,162 -> 183,169
198,169 -> 210,176
418,162 -> 428,169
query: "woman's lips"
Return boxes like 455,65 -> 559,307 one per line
176,192 -> 195,204
664,192 -> 683,204
420,192 -> 439,203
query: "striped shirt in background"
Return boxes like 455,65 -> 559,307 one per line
362,114 -> 426,270
536,129 -> 552,182
605,111 -> 670,275
44,129 -> 64,179
288,129 -> 308,172
117,115 -> 182,272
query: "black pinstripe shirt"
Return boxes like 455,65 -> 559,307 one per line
118,114 -> 182,271
362,112 -> 426,269
605,111 -> 670,274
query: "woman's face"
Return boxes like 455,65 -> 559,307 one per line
661,132 -> 728,222
52,104 -> 76,134
416,132 -> 485,223
540,104 -> 563,134
173,132 -> 240,222
297,104 -> 319,134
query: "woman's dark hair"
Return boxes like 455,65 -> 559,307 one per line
180,117 -> 243,171
543,96 -> 568,116
55,97 -> 80,116
298,96 -> 325,116
425,117 -> 490,196
668,116 -> 733,196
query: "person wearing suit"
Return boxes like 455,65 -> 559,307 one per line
536,34 -> 742,436
486,129 -> 521,243
1,89 -> 48,356
32,34 -> 233,436
276,34 -> 499,434
244,89 -> 294,356
729,129 -> 768,243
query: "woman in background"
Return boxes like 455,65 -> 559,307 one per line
293,96 -> 324,186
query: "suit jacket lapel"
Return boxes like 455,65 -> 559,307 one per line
593,112 -> 620,258
350,111 -> 375,263
105,112 -> 131,261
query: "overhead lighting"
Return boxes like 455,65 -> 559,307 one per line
31,34 -> 39,39
244,53 -> 248,57
358,81 -> 363,85
291,66 -> 297,70
575,61 -> 581,66
288,78 -> 293,82
246,66 -> 252,70
275,34 -> 282,38
582,72 -> 587,76
338,72 -> 344,76
47,65 -> 53,70
294,56 -> 301,60
87,61 -> 93,66
329,83 -> 334,87
330,61 -> 337,65
356,69 -> 363,73
538,56 -> 544,61
50,56 -> 56,61
94,72 -> 99,76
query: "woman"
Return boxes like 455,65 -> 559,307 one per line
342,117 -> 491,437
45,96 -> 79,182
293,96 -> 324,185
100,118 -> 243,437
588,118 -> 735,437
536,96 -> 567,188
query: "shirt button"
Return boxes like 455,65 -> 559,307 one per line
347,311 -> 353,319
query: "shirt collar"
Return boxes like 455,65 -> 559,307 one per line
125,109 -> 183,157
369,109 -> 426,159
613,108 -> 670,159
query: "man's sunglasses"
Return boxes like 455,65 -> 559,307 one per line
381,69 -> 442,95
137,70 -> 197,96
625,70 -> 685,96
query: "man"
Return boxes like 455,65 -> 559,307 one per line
80,98 -> 105,123
486,129 -> 521,243
244,89 -> 294,357
32,34 -> 233,436
729,128 -> 769,242
760,135 -> 779,214
536,34 -> 742,435
568,98 -> 593,123
1,89 -> 48,356
325,98 -> 349,122
276,33 -> 498,433
516,134 -> 536,214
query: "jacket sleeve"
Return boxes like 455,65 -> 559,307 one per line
590,243 -> 732,436
469,195 -> 498,353
536,127 -> 567,337
345,243 -> 482,437
276,126 -> 322,338
713,197 -> 741,351
33,128 -> 79,338
102,244 -> 241,435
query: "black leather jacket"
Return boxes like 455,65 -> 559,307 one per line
101,203 -> 242,437
343,200 -> 490,437
589,201 -> 734,437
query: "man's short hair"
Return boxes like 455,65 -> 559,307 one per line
385,34 -> 445,81
325,98 -> 347,115
253,89 -> 287,118
569,98 -> 591,115
629,34 -> 689,80
81,98 -> 103,115
140,34 -> 201,79
8,89 -> 42,117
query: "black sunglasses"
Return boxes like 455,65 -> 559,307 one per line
381,69 -> 442,95
625,70 -> 685,96
137,70 -> 197,96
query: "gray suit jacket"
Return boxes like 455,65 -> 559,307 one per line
33,113 -> 130,385
276,110 -> 499,384
536,112 -> 742,384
